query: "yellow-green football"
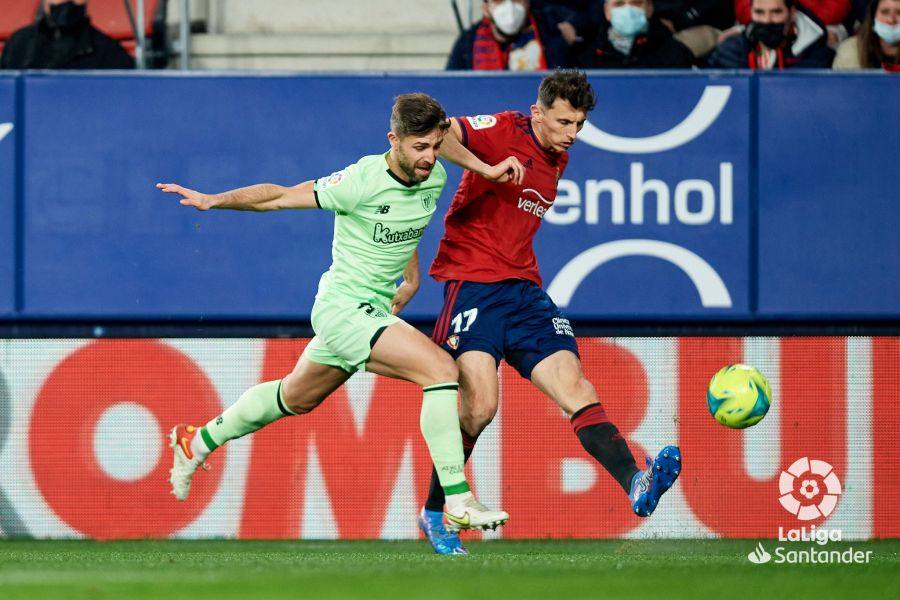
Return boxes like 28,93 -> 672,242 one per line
707,364 -> 772,429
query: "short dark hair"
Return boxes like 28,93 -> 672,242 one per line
537,70 -> 597,113
390,93 -> 450,138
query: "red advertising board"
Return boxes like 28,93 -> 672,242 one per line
0,337 -> 895,540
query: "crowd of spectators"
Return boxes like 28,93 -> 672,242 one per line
448,0 -> 899,71
1,0 -> 895,72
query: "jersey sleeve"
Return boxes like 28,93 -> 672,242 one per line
456,112 -> 512,162
313,163 -> 365,214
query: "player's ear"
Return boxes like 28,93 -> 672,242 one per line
387,130 -> 399,150
530,104 -> 543,124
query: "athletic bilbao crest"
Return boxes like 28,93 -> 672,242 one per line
421,191 -> 436,211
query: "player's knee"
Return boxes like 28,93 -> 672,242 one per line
281,380 -> 324,415
568,375 -> 596,401
548,381 -> 597,418
568,376 -> 598,407
424,352 -> 459,386
549,373 -> 597,411
462,402 -> 497,434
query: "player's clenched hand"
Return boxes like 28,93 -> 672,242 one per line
156,182 -> 216,210
482,156 -> 525,185
390,281 -> 419,315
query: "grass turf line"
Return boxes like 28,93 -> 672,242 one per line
0,539 -> 897,600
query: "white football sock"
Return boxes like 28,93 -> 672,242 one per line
190,429 -> 212,461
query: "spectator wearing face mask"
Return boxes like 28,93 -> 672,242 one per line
733,0 -> 852,47
576,0 -> 695,68
1,0 -> 134,70
446,0 -> 573,70
708,0 -> 835,68
834,0 -> 899,70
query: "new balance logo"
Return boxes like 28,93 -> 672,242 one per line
375,205 -> 391,214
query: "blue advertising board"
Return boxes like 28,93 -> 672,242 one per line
0,76 -> 15,317
756,73 -> 900,318
18,73 -> 752,320
4,72 -> 898,321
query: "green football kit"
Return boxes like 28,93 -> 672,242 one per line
189,151 -> 476,500
306,153 -> 446,373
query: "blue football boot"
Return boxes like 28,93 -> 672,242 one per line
630,445 -> 682,517
418,508 -> 468,555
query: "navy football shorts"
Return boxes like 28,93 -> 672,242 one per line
431,279 -> 580,380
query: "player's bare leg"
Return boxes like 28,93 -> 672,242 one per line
420,351 -> 499,553
367,322 -> 508,533
531,350 -> 681,517
529,350 -> 596,415
169,354 -> 351,501
457,351 -> 501,438
280,354 -> 354,415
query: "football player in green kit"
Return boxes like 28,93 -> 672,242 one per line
157,93 -> 524,532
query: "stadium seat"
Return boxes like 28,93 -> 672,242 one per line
89,0 -> 159,40
87,0 -> 168,67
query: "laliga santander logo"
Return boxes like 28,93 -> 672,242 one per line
778,457 -> 842,521
548,86 -> 735,309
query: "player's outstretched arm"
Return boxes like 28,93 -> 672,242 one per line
390,250 -> 420,316
439,118 -> 525,185
156,180 -> 318,211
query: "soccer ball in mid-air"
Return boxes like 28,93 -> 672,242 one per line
706,364 -> 772,429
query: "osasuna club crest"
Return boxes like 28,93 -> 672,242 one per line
446,334 -> 459,350
421,191 -> 436,211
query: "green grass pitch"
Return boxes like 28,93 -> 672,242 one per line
1,539 -> 897,599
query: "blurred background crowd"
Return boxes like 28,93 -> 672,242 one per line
0,0 -> 897,72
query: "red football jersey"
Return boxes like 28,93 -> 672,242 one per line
430,111 -> 568,287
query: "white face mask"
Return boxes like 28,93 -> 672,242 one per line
874,19 -> 900,45
490,0 -> 528,37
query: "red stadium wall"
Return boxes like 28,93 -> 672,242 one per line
0,337 -> 896,540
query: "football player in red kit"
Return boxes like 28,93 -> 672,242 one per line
418,70 -> 682,555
